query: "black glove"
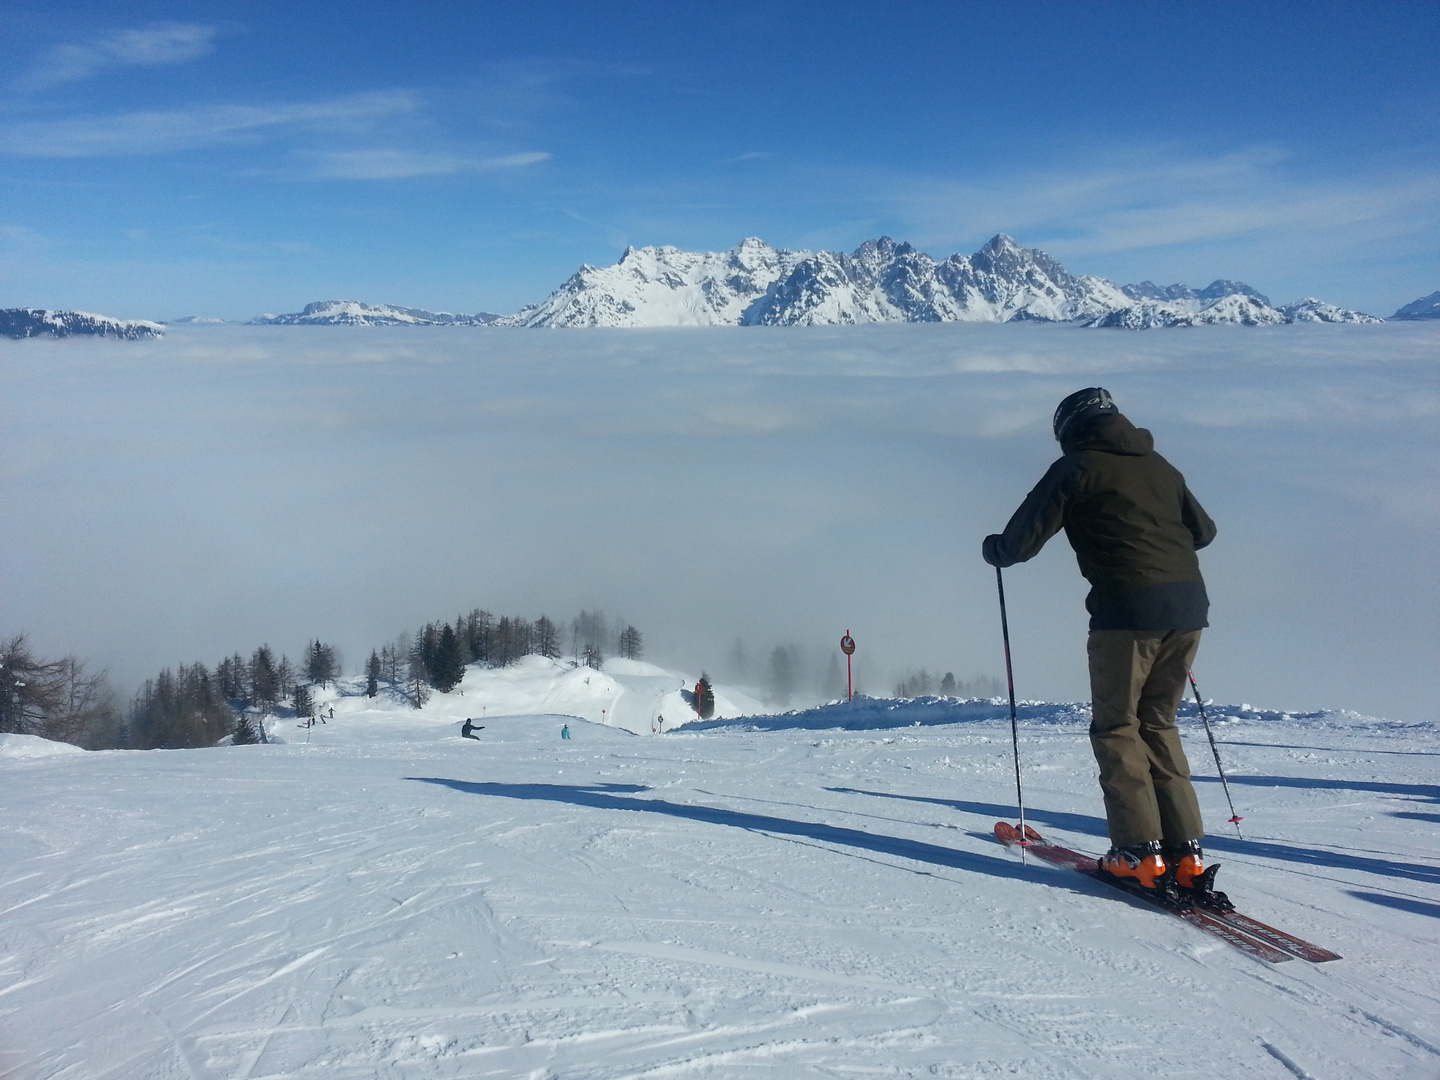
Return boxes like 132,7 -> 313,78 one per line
982,534 -> 1005,567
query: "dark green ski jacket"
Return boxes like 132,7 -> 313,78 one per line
987,413 -> 1216,631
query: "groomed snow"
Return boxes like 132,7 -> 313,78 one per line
2,665 -> 1436,1079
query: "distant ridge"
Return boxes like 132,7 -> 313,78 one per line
250,300 -> 500,326
256,236 -> 1378,331
1389,291 -> 1440,321
1,308 -> 164,340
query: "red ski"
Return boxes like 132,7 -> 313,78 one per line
994,822 -> 1340,964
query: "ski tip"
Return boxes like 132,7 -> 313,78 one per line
995,822 -> 1038,847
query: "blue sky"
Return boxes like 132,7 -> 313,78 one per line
1,0 -> 1435,320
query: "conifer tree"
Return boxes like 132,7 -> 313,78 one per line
767,645 -> 796,705
366,650 -> 381,697
433,623 -> 466,692
276,655 -> 296,702
249,646 -> 279,712
231,712 -> 260,745
130,663 -> 235,749
617,624 -> 643,660
534,616 -> 562,660
0,634 -> 121,746
217,653 -> 247,701
305,640 -> 339,687
406,639 -> 430,708
462,609 -> 494,664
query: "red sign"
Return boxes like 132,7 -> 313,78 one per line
840,634 -> 855,655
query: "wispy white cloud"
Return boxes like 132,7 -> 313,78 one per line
889,146 -> 1440,262
15,23 -> 218,92
303,148 -> 551,180
0,91 -> 422,158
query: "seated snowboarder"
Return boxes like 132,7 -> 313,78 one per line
982,388 -> 1222,905
461,718 -> 482,740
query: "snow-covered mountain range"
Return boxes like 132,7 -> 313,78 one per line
492,234 -> 1382,329
1,308 -> 165,340
250,300 -> 500,326
9,241 -> 1421,338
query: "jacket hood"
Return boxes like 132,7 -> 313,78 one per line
1063,412 -> 1154,456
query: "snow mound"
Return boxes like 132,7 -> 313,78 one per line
0,733 -> 87,758
685,696 -> 1089,733
303,655 -> 764,741
678,695 -> 1420,735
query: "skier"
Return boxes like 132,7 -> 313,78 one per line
461,718 -> 483,740
982,388 -> 1219,901
561,723 -> 570,740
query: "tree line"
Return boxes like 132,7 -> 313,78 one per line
894,670 -> 1004,699
1,608 -> 645,751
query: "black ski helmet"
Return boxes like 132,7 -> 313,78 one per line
1053,387 -> 1117,443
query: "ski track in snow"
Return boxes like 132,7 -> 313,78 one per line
1,682 -> 1437,1080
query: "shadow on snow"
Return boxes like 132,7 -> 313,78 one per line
405,777 -> 1091,892
829,786 -> 1440,887
1346,890 -> 1440,920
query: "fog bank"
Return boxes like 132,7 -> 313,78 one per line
2,321 -> 1434,720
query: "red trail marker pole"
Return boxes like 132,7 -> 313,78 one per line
840,631 -> 856,701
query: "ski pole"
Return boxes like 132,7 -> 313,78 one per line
995,566 -> 1029,856
1187,670 -> 1243,838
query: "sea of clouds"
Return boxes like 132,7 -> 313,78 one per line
2,320 -> 1435,721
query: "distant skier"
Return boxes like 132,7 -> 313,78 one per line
561,723 -> 570,740
461,718 -> 483,740
982,388 -> 1219,902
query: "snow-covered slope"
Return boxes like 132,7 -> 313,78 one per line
1280,297 -> 1384,324
3,691 -> 1436,1079
1390,290 -> 1440,320
372,654 -> 767,736
0,307 -> 165,339
746,235 -> 1135,326
499,237 -> 810,327
250,300 -> 500,326
1086,293 -> 1289,329
504,234 -> 1140,327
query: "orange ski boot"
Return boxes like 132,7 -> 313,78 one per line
1166,840 -> 1234,911
1098,841 -> 1168,890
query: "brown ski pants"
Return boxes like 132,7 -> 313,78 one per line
1087,628 -> 1205,849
